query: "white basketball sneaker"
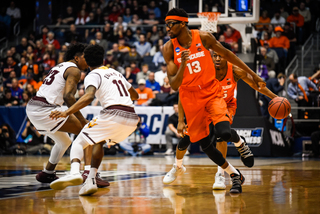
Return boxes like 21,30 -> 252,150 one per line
79,177 -> 98,196
163,164 -> 186,184
50,173 -> 83,190
212,173 -> 226,190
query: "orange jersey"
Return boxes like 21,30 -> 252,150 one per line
220,62 -> 237,108
172,30 -> 216,87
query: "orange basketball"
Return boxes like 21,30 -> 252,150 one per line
268,97 -> 291,119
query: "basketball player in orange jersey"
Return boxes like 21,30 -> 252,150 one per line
162,8 -> 266,193
26,44 -> 109,188
163,42 -> 279,190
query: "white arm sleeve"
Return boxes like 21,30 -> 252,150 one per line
84,73 -> 101,90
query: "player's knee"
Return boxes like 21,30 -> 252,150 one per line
215,121 -> 231,142
229,129 -> 240,142
178,135 -> 191,151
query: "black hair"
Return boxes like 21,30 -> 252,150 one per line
64,43 -> 87,61
166,8 -> 189,19
219,42 -> 232,51
293,74 -> 298,79
84,44 -> 104,67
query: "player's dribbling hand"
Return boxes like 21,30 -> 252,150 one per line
181,50 -> 190,65
49,110 -> 68,119
177,122 -> 187,138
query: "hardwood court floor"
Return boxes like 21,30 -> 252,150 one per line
0,155 -> 319,214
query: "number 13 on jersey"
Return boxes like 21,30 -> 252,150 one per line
186,60 -> 202,74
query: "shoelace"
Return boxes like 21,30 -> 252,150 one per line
237,143 -> 253,158
231,175 -> 241,187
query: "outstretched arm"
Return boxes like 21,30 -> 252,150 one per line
50,86 -> 96,119
234,66 -> 277,99
202,31 -> 266,90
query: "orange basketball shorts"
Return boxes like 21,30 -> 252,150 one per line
180,80 -> 231,143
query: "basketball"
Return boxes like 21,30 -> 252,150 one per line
268,97 -> 291,119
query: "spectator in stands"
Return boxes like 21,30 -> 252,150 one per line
150,25 -> 160,45
96,7 -> 104,24
224,26 -> 241,52
6,1 -> 20,25
271,10 -> 286,26
111,43 -> 123,64
280,5 -> 289,20
75,9 -> 89,25
152,44 -> 165,68
102,23 -> 115,44
136,64 -> 151,83
114,24 -> 125,42
34,40 -> 45,59
10,46 -> 20,62
114,16 -> 128,31
155,63 -> 167,86
65,24 -> 83,44
259,32 -> 270,46
283,22 -> 297,62
123,7 -> 132,23
21,91 -> 31,107
123,45 -> 142,67
135,79 -> 154,106
124,28 -> 136,44
2,56 -> 21,80
9,77 -> 23,100
21,58 -> 39,78
132,0 -> 141,15
309,67 -> 320,90
25,83 -> 36,96
0,123 -> 16,155
118,38 -> 130,53
43,32 -> 61,50
128,14 -> 143,32
288,73 -> 318,118
146,72 -> 160,95
256,10 -> 271,32
84,12 -> 99,42
19,69 -> 40,91
134,34 -> 151,57
161,76 -> 172,93
299,2 -> 311,40
130,61 -> 140,75
95,32 -> 108,51
260,73 -> 286,118
263,41 -> 279,64
41,51 -> 56,73
1,88 -> 19,106
0,7 -> 11,38
149,1 -> 161,18
104,50 -> 117,67
143,12 -> 159,27
259,47 -> 275,75
3,71 -> 16,88
140,5 -> 150,20
269,26 -> 290,56
124,66 -> 136,86
164,103 -> 183,155
119,116 -> 151,156
25,46 -> 35,61
16,37 -> 28,56
287,6 -> 304,45
108,5 -> 121,23
62,6 -> 76,24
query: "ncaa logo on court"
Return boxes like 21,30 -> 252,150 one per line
175,47 -> 180,53
228,128 -> 264,147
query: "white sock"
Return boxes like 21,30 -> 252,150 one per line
224,163 -> 239,175
233,138 -> 243,147
88,167 -> 98,179
175,157 -> 183,168
84,165 -> 91,171
217,166 -> 224,176
43,169 -> 54,174
70,162 -> 80,175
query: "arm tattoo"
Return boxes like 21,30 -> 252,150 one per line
233,70 -> 241,82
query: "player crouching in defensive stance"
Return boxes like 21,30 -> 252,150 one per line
49,44 -> 139,196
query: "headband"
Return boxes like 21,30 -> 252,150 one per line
165,16 -> 188,22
